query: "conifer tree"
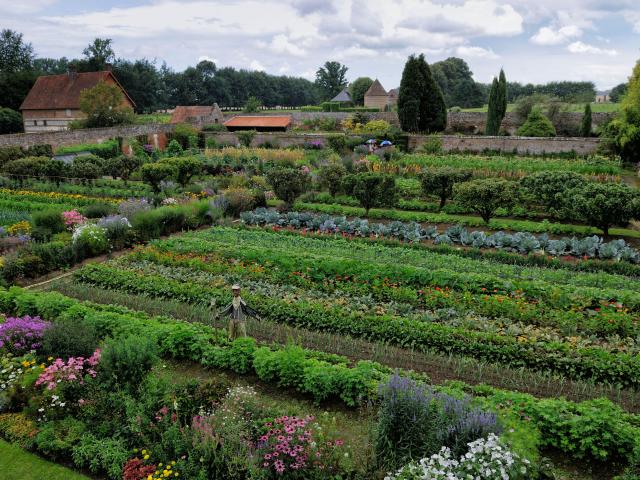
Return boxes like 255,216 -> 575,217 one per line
398,54 -> 447,133
485,77 -> 500,135
581,103 -> 592,137
498,69 -> 507,119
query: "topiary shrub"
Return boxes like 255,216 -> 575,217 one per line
517,109 -> 556,137
266,167 -> 310,209
346,172 -> 398,216
140,162 -> 178,193
318,163 -> 347,197
420,167 -> 472,209
454,178 -> 519,224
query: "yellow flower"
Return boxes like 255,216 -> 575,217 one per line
147,476 -> 152,480
133,448 -> 139,453
142,449 -> 147,455
159,463 -> 163,467
170,461 -> 176,466
144,455 -> 150,460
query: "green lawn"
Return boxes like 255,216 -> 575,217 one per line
460,103 -> 620,113
0,439 -> 90,480
135,113 -> 171,124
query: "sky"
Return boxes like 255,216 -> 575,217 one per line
2,0 -> 639,90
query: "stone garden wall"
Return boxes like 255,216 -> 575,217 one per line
0,124 -> 175,150
204,131 -> 601,155
0,122 -> 601,155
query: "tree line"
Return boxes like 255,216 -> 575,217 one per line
0,31 -> 320,113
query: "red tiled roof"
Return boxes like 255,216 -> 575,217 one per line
20,71 -> 135,110
224,115 -> 292,128
170,105 -> 219,123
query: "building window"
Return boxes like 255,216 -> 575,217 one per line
33,120 -> 38,126
215,118 -> 218,123
43,120 -> 47,126
66,109 -> 71,117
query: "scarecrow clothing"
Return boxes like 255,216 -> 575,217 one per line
220,296 -> 259,340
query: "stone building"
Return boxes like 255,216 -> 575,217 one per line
19,69 -> 135,133
364,79 -> 399,110
170,104 -> 224,125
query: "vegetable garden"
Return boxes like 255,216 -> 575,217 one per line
1,134 -> 640,479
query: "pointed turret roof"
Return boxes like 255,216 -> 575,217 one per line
365,79 -> 388,97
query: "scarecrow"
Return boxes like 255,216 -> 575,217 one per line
218,284 -> 261,340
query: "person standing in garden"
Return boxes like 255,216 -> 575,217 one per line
219,284 -> 261,340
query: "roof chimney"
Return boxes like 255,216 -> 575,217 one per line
68,64 -> 77,80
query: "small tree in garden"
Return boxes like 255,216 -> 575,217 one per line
348,172 -> 398,216
78,81 -> 135,128
106,154 -> 142,183
243,95 -> 262,113
140,162 -> 178,193
520,171 -> 586,214
516,109 -> 556,137
237,130 -> 256,147
162,156 -> 202,187
266,167 -> 309,209
350,77 -> 374,105
318,163 -> 347,196
420,168 -> 472,210
166,139 -> 184,157
562,182 -> 640,235
581,103 -> 592,137
70,155 -> 104,184
454,178 -> 519,224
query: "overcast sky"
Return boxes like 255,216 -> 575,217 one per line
2,0 -> 639,90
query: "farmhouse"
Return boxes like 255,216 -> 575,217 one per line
364,79 -> 399,110
170,104 -> 224,125
224,115 -> 292,132
19,68 -> 135,133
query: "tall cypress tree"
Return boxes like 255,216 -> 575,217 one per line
398,54 -> 447,133
485,77 -> 500,135
581,103 -> 592,137
417,54 -> 447,133
397,55 -> 425,133
498,69 -> 507,119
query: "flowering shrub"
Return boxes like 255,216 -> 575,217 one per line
124,449 -> 180,479
256,415 -> 344,477
118,198 -> 152,218
384,434 -> 530,480
0,316 -> 51,354
0,353 -> 42,398
72,224 -> 109,256
62,209 -> 87,230
161,197 -> 178,206
7,220 -> 31,236
35,349 -> 101,391
122,457 -> 156,480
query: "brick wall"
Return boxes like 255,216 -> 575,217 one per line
0,124 -> 176,150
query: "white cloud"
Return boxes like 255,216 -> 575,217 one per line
0,0 -> 57,14
258,34 -> 306,57
455,45 -> 499,59
567,41 -> 618,56
335,46 -> 378,59
198,55 -> 218,64
249,59 -> 266,71
530,25 -> 582,45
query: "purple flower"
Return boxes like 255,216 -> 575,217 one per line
0,315 -> 51,354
